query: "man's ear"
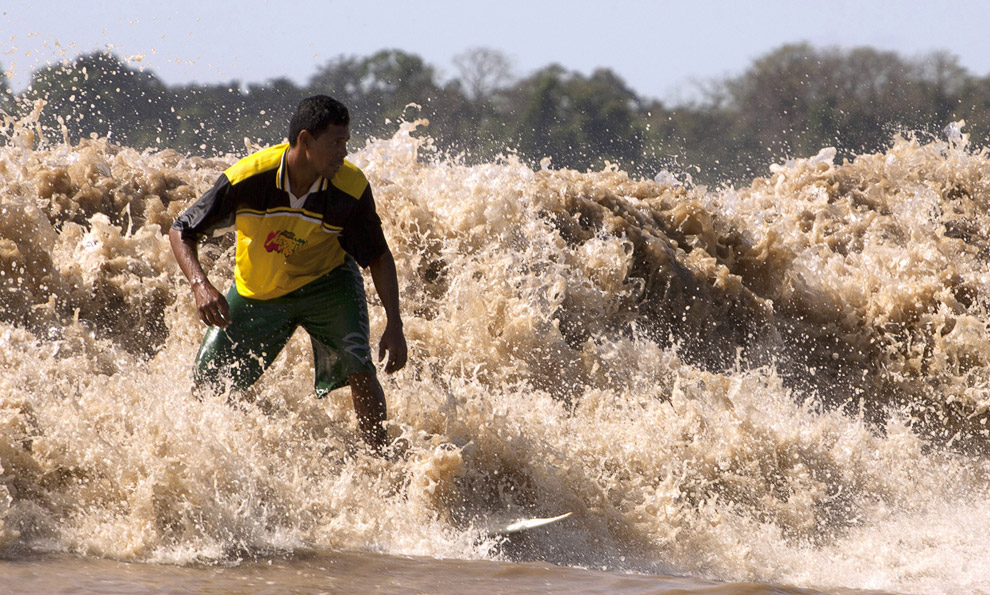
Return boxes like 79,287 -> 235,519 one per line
296,129 -> 311,147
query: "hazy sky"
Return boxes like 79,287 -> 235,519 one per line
3,0 -> 990,103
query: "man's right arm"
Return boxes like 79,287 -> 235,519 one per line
169,227 -> 231,328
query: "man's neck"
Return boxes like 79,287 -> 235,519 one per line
286,144 -> 319,197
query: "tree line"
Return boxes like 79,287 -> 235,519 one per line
1,43 -> 986,185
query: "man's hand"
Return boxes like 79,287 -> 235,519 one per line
193,280 -> 231,328
169,227 -> 231,329
369,251 -> 406,374
378,321 -> 407,374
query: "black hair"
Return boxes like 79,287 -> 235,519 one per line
288,95 -> 350,146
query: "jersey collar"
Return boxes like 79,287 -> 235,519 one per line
275,144 -> 330,193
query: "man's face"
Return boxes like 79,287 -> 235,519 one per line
305,123 -> 350,179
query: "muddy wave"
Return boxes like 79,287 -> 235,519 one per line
2,109 -> 990,594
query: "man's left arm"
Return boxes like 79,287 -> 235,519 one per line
369,250 -> 407,374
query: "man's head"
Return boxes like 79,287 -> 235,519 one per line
288,95 -> 350,147
288,95 -> 351,180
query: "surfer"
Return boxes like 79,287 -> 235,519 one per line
168,95 -> 407,455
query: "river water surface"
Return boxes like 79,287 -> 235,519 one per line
2,114 -> 989,594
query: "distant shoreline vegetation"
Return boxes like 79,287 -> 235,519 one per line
0,44 -> 984,185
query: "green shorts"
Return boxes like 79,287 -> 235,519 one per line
193,258 -> 375,397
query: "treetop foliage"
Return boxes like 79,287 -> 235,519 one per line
1,44 -> 985,185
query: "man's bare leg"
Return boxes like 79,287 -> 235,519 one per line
348,372 -> 388,454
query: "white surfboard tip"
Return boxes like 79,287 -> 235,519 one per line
490,512 -> 572,535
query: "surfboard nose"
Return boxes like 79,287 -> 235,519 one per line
488,512 -> 573,536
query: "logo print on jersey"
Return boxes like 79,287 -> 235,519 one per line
264,230 -> 306,256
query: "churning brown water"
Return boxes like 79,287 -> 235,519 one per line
2,110 -> 989,593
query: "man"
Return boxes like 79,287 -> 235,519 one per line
169,95 -> 406,454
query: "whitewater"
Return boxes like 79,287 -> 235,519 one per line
1,107 -> 990,594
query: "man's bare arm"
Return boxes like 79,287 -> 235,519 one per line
169,227 -> 231,328
368,251 -> 407,373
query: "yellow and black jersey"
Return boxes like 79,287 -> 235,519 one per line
172,143 -> 389,300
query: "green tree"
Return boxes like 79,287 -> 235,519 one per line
571,68 -> 643,166
713,43 -> 972,180
448,47 -> 516,161
308,50 -> 472,159
955,75 -> 990,146
22,51 -> 173,147
453,47 -> 514,102
309,50 -> 441,137
0,66 -> 11,113
640,102 -> 738,184
0,65 -> 17,135
170,77 -> 301,156
502,65 -> 642,171
508,65 -> 573,165
306,54 -> 367,130
10,43 -> 986,186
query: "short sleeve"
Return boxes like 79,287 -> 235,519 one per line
171,173 -> 238,240
338,184 -> 390,267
